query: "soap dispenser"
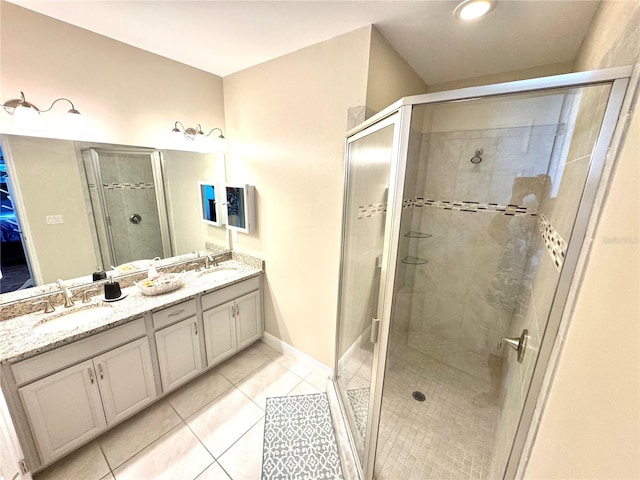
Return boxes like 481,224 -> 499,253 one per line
92,266 -> 107,281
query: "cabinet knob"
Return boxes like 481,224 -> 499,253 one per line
98,364 -> 104,380
88,368 -> 95,384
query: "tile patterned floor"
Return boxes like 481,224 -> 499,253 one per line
336,333 -> 501,480
374,339 -> 501,480
33,340 -> 328,480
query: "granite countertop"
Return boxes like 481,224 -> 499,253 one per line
0,259 -> 262,364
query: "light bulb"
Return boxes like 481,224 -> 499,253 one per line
215,136 -> 229,153
65,109 -> 90,135
454,0 -> 495,20
13,105 -> 45,130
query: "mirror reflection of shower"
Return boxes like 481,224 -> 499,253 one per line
81,148 -> 172,268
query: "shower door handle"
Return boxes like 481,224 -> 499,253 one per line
370,318 -> 381,344
498,329 -> 528,363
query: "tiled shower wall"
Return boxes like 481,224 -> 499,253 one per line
91,151 -> 164,266
393,124 -> 560,382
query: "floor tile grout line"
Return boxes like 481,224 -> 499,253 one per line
110,421 -> 198,475
181,408 -> 220,463
190,458 -> 217,480
215,415 -> 265,467
97,443 -> 115,480
216,460 -> 234,480
168,378 -> 236,422
98,400 -> 184,472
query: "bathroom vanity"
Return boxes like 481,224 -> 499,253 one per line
0,253 -> 264,473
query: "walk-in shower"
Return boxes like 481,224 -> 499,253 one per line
333,67 -> 631,479
81,148 -> 171,269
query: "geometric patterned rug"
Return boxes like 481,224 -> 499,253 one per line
346,388 -> 370,441
262,393 -> 345,480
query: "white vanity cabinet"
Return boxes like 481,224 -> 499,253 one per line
202,302 -> 236,365
19,360 -> 106,463
202,277 -> 262,366
93,338 -> 157,424
16,326 -> 156,464
2,270 -> 264,473
153,300 -> 203,392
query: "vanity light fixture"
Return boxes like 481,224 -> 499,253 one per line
2,91 -> 89,133
453,0 -> 496,20
171,121 -> 229,153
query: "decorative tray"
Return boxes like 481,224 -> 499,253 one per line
136,273 -> 184,296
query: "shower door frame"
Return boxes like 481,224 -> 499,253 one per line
334,110 -> 410,476
334,66 -> 633,480
85,147 -> 172,267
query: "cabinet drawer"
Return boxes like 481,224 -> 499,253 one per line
152,299 -> 197,330
12,319 -> 146,386
201,276 -> 260,311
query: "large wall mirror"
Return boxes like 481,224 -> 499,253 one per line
0,134 -> 228,298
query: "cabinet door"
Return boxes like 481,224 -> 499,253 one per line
19,360 -> 106,463
94,337 -> 157,425
236,290 -> 262,349
203,301 -> 237,366
155,317 -> 202,392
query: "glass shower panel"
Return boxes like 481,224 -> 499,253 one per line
336,119 -> 397,463
374,83 -> 613,480
84,150 -> 165,267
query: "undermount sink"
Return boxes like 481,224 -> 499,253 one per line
33,304 -> 113,334
197,266 -> 237,280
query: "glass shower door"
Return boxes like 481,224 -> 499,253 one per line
82,148 -> 171,268
335,113 -> 403,471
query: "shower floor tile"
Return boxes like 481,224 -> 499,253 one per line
374,340 -> 500,480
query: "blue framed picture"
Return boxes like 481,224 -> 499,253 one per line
198,181 -> 223,226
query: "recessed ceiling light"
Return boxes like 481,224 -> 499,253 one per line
454,0 -> 496,20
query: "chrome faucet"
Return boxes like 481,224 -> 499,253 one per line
34,297 -> 55,314
205,254 -> 218,269
56,279 -> 75,308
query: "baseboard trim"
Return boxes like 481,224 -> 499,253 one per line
337,325 -> 371,372
262,332 -> 334,378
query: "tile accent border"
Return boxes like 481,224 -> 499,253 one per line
401,196 -> 568,270
103,182 -> 156,190
538,212 -> 568,270
403,197 -> 538,217
357,202 -> 387,219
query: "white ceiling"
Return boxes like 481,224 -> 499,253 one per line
7,0 -> 601,85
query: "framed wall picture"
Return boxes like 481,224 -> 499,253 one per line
198,181 -> 223,226
225,184 -> 255,233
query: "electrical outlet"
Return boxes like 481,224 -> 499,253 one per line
46,214 -> 64,224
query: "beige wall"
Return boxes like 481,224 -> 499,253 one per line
223,25 -> 429,367
0,1 -> 225,149
223,27 -> 371,367
0,2 -> 228,287
525,1 -> 640,478
426,62 -> 573,93
163,150 -> 228,254
2,135 -> 96,284
366,27 -> 427,113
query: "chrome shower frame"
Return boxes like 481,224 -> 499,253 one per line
332,65 -> 634,480
83,147 -> 172,267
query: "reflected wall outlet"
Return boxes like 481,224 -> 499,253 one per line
46,214 -> 64,224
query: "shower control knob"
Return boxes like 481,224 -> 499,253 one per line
129,213 -> 142,224
498,329 -> 528,363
